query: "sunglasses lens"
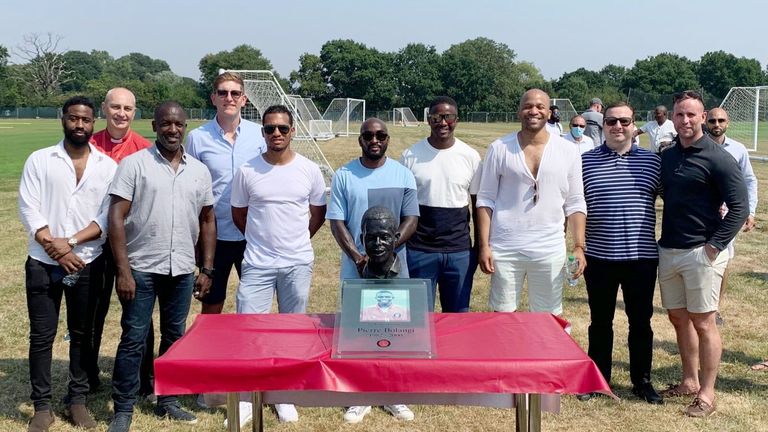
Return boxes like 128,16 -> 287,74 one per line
278,125 -> 290,134
217,90 -> 242,98
362,132 -> 388,141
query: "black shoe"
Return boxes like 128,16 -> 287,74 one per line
576,392 -> 597,401
154,403 -> 198,424
107,413 -> 132,432
631,382 -> 664,405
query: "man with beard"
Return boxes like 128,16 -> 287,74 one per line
705,107 -> 758,327
400,96 -> 481,313
477,89 -> 587,316
229,105 -> 326,424
545,105 -> 564,136
86,87 -> 155,399
19,96 -> 117,431
107,102 -> 215,431
327,119 -> 419,423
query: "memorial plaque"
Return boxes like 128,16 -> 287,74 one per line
333,279 -> 436,358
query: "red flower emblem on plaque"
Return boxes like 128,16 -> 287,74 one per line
377,339 -> 391,348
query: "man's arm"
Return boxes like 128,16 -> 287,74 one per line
476,206 -> 494,274
194,205 -> 216,299
232,206 -> 247,235
470,194 -> 479,248
395,216 -> 418,248
707,153 -> 749,254
109,196 -> 135,301
330,219 -> 366,271
43,221 -> 103,261
567,212 -> 587,277
308,204 -> 327,238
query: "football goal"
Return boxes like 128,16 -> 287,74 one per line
287,95 -> 334,141
322,98 -> 366,136
719,86 -> 768,152
223,69 -> 335,187
393,107 -> 420,127
551,98 -> 578,125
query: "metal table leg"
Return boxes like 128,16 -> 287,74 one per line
528,394 -> 541,432
226,393 -> 240,432
251,392 -> 263,432
515,393 -> 529,432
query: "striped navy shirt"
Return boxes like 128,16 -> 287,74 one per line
582,144 -> 661,261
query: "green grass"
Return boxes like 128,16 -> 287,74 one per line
0,119 -> 767,431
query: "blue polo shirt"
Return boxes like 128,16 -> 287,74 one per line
186,117 -> 266,241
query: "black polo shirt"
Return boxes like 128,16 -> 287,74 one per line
658,134 -> 748,251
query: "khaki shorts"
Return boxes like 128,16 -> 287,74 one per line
489,248 -> 566,315
658,245 -> 728,313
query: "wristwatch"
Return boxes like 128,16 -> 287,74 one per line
199,267 -> 215,278
67,237 -> 78,248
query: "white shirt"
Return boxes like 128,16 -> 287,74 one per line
722,136 -> 758,216
231,153 -> 326,268
19,141 -> 117,265
640,119 -> 676,153
477,133 -> 586,259
545,122 -> 563,137
564,133 -> 595,154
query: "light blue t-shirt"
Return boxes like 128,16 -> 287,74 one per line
186,117 -> 267,241
327,157 -> 419,279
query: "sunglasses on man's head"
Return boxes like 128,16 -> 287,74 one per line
707,118 -> 727,124
361,131 -> 389,141
604,117 -> 633,127
263,124 -> 291,135
428,113 -> 458,124
216,89 -> 243,98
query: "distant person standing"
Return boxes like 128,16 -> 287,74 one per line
400,96 -> 481,312
633,105 -> 676,153
564,114 -> 595,154
705,107 -> 758,326
545,105 -> 564,136
582,97 -> 604,145
19,96 -> 117,431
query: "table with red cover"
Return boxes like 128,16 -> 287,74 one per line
155,312 -> 611,431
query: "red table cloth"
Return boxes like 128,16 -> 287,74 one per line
155,312 -> 610,397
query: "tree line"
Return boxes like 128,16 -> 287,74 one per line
1,33 -> 765,115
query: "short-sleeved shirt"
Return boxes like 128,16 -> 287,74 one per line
90,129 -> 152,163
231,153 -> 326,268
639,120 -> 677,153
400,138 -> 481,252
186,118 -> 266,241
109,145 -> 214,276
582,110 -> 604,145
327,158 -> 419,279
564,134 -> 595,154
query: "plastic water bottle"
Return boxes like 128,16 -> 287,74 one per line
62,271 -> 81,287
566,255 -> 579,287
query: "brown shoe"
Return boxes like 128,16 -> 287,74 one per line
659,383 -> 698,398
685,397 -> 716,418
28,409 -> 54,432
64,403 -> 97,429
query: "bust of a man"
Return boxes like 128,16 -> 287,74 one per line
359,206 -> 400,279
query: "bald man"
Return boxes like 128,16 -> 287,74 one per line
91,88 -> 151,162
705,107 -> 758,326
633,105 -> 676,153
477,89 -> 587,316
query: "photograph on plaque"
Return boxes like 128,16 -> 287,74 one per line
333,279 -> 435,358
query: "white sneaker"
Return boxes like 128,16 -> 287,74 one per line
343,406 -> 371,424
223,401 -> 253,429
196,394 -> 209,409
275,403 -> 299,423
384,404 -> 414,421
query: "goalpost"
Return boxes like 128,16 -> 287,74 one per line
287,95 -> 334,141
392,107 -> 420,127
719,86 -> 768,152
551,98 -> 578,125
322,98 -> 366,136
223,69 -> 335,187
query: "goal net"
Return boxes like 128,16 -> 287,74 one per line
322,98 -> 366,136
392,107 -> 420,127
719,86 -> 768,152
551,98 -> 578,125
223,70 -> 335,186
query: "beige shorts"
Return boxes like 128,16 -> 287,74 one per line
658,245 -> 728,313
489,248 -> 566,315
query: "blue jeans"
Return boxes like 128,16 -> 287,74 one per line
112,271 -> 194,413
407,249 -> 476,312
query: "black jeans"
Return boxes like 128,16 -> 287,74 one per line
26,255 -> 105,411
86,240 -> 155,394
583,257 -> 658,386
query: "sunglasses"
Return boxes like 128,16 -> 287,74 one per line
531,181 -> 539,206
361,131 -> 389,141
604,117 -> 633,127
707,118 -> 727,124
428,113 -> 458,124
571,124 -> 586,128
263,124 -> 291,135
216,89 -> 243,98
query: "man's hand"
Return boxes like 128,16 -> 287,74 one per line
744,215 -> 756,232
193,273 -> 212,301
704,243 -> 719,262
572,246 -> 587,278
478,245 -> 495,274
115,272 -> 136,301
44,238 -> 72,260
355,255 -> 369,276
57,252 -> 85,274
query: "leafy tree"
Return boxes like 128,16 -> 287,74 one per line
392,43 -> 442,111
290,53 -> 329,103
61,50 -> 105,92
624,53 -> 699,94
106,52 -> 170,81
198,44 -> 273,92
698,51 -> 763,99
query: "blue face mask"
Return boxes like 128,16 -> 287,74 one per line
571,127 -> 584,138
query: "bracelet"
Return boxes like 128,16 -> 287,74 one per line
573,244 -> 586,250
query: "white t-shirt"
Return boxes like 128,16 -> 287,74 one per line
231,153 -> 326,268
640,119 -> 676,153
545,122 -> 563,136
564,133 -> 595,154
477,133 -> 586,259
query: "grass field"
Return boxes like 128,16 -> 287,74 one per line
0,119 -> 767,432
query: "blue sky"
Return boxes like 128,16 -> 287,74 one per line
4,0 -> 766,82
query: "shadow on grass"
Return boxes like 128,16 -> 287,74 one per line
742,271 -> 768,283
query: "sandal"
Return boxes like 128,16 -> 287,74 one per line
750,360 -> 768,371
659,383 -> 698,398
